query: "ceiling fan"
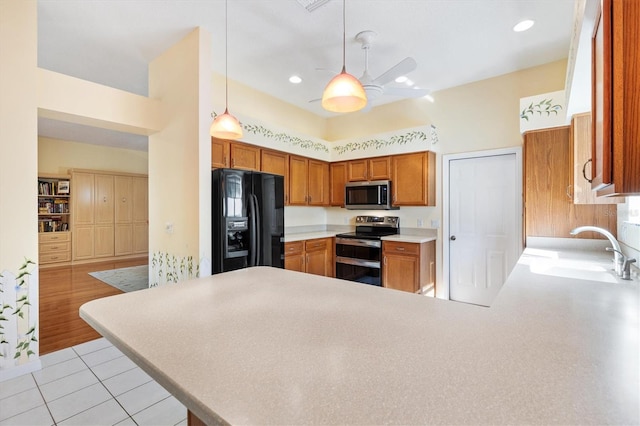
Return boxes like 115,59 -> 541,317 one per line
313,30 -> 430,111
355,30 -> 430,108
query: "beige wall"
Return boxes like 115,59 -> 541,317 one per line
0,0 -> 40,378
38,137 -> 148,175
216,74 -> 327,140
148,28 -> 211,279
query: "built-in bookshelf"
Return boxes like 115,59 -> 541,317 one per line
38,176 -> 71,233
38,175 -> 72,266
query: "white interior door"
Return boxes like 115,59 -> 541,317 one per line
448,152 -> 521,306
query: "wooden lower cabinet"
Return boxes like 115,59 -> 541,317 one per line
73,225 -> 94,260
39,232 -> 72,265
383,240 -> 435,295
284,238 -> 334,277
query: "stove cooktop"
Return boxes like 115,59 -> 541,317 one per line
335,230 -> 398,240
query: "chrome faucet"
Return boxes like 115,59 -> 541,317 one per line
569,226 -> 625,276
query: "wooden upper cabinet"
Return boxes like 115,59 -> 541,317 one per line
347,159 -> 368,181
288,155 -> 308,205
261,149 -> 289,204
308,160 -> 330,206
347,157 -> 391,182
571,113 -> 623,204
524,126 -> 616,240
330,162 -> 347,207
211,138 -> 260,171
261,149 -> 288,176
211,137 -> 230,168
289,156 -> 329,206
230,143 -> 260,170
591,0 -> 640,196
392,151 -> 436,206
368,156 -> 392,181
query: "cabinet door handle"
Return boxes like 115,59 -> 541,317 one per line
122,198 -> 126,203
103,196 -> 107,202
395,247 -> 405,251
566,185 -> 572,200
384,256 -> 387,265
582,159 -> 593,183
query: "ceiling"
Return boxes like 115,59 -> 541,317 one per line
37,0 -> 577,151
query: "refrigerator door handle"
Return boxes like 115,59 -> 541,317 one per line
249,193 -> 257,267
252,193 -> 261,266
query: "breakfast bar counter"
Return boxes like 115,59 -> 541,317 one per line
80,249 -> 639,425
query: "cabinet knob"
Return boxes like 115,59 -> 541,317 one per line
122,197 -> 126,203
450,235 -> 456,241
103,196 -> 107,202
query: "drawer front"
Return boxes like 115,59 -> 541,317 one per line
40,251 -> 71,264
39,241 -> 71,254
285,241 -> 304,255
39,232 -> 71,243
305,238 -> 329,251
383,241 -> 419,255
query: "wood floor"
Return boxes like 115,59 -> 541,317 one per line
38,258 -> 147,355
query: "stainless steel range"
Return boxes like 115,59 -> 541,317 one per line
335,216 -> 399,286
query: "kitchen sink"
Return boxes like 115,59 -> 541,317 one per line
521,252 -> 619,284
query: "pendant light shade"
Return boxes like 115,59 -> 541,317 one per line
321,66 -> 367,112
210,0 -> 243,139
210,108 -> 243,140
321,0 -> 366,113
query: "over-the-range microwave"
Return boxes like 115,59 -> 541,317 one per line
345,180 -> 398,210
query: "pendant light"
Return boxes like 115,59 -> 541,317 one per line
210,0 -> 243,139
321,0 -> 367,113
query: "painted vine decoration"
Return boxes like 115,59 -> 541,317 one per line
520,98 -> 563,121
333,130 -> 429,155
150,252 -> 199,287
0,258 -> 37,359
243,124 -> 328,153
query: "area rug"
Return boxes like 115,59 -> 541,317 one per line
89,265 -> 149,292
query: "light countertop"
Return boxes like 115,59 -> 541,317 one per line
284,232 -> 436,243
283,231 -> 338,242
80,248 -> 639,425
381,234 -> 436,243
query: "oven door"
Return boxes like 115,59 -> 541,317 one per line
335,238 -> 382,286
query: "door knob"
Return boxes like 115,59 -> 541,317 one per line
450,235 -> 456,241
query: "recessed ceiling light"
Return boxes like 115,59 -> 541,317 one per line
425,94 -> 435,103
513,19 -> 534,32
395,76 -> 408,83
405,79 -> 414,87
289,75 -> 302,84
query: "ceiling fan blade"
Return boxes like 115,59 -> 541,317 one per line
372,57 -> 418,86
383,87 -> 431,98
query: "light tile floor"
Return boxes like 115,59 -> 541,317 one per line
0,338 -> 187,426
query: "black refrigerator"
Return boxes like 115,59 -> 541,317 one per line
212,168 -> 285,274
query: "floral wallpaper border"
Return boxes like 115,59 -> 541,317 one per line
333,126 -> 437,155
243,124 -> 329,153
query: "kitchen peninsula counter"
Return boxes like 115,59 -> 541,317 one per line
80,248 -> 639,425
